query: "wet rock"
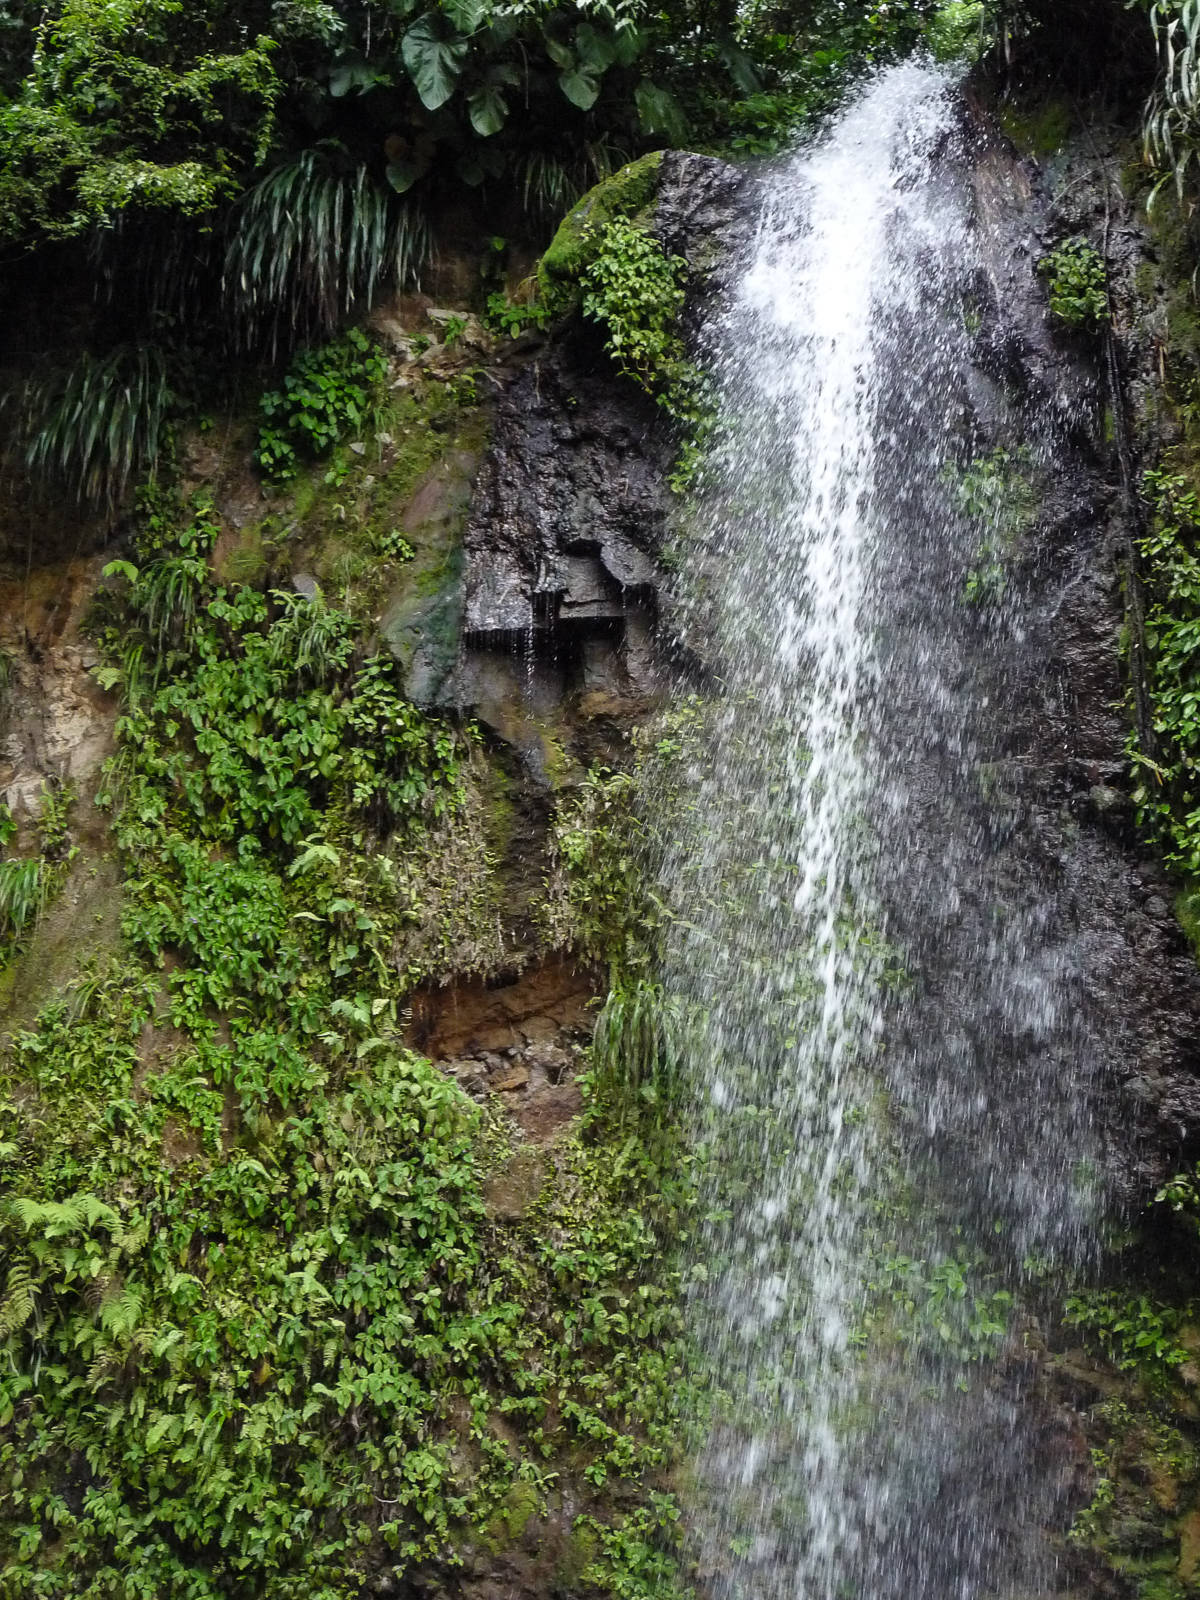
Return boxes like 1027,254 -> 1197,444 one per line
512,1082 -> 583,1144
651,150 -> 747,294
490,1062 -> 530,1093
454,151 -> 747,725
482,1149 -> 546,1220
957,100 -> 1200,1202
459,332 -> 671,645
379,449 -> 481,705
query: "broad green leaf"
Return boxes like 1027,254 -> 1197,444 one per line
559,68 -> 599,110
468,82 -> 508,136
635,78 -> 688,142
456,145 -> 507,185
575,22 -> 616,72
718,39 -> 762,93
386,158 -> 421,192
442,0 -> 485,31
288,841 -> 340,876
543,35 -> 574,69
329,52 -> 390,97
482,14 -> 518,46
401,18 -> 468,109
612,23 -> 643,66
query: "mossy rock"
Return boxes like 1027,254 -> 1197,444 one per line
377,447 -> 481,704
537,151 -> 665,308
554,1521 -> 600,1588
482,1149 -> 547,1221
0,851 -> 123,1033
998,98 -> 1072,160
484,1479 -> 541,1550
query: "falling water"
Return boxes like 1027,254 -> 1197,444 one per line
660,61 -> 1102,1600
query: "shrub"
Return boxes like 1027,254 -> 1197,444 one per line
580,218 -> 687,395
226,151 -> 431,352
255,328 -> 387,482
1064,1289 -> 1191,1384
1037,238 -> 1108,328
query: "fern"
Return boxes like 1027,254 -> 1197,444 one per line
225,150 -> 431,350
99,1283 -> 145,1341
0,1259 -> 36,1336
266,588 -> 355,686
18,344 -> 171,510
11,1194 -> 122,1236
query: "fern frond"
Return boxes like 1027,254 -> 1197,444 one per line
12,1194 -> 121,1236
0,1258 -> 37,1336
99,1284 -> 145,1341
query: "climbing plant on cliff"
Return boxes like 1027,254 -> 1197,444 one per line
1128,470 -> 1200,872
0,485 -> 699,1594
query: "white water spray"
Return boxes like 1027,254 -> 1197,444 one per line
660,62 -> 1100,1600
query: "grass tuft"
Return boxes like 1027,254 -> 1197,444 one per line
225,150 -> 431,352
17,344 -> 171,511
592,978 -> 686,1134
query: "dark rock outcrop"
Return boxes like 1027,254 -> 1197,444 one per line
959,99 -> 1200,1204
453,155 -> 745,748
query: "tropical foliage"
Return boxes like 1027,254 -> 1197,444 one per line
1128,470 -> 1200,872
0,0 -> 941,292
255,328 -> 388,481
226,151 -> 432,350
1142,0 -> 1200,203
0,485 -> 698,1592
1037,237 -> 1109,328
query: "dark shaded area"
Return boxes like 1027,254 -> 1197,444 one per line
999,0 -> 1157,109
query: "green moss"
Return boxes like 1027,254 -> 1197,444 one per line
484,1479 -> 541,1550
477,758 -> 517,863
537,152 -> 664,308
999,98 -> 1073,159
376,441 -> 483,703
555,1522 -> 601,1588
276,375 -> 489,646
0,852 -> 122,1030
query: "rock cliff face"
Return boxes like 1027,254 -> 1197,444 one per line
956,96 -> 1200,1206
452,153 -> 744,779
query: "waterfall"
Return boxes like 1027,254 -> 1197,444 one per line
661,61 -> 1101,1600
